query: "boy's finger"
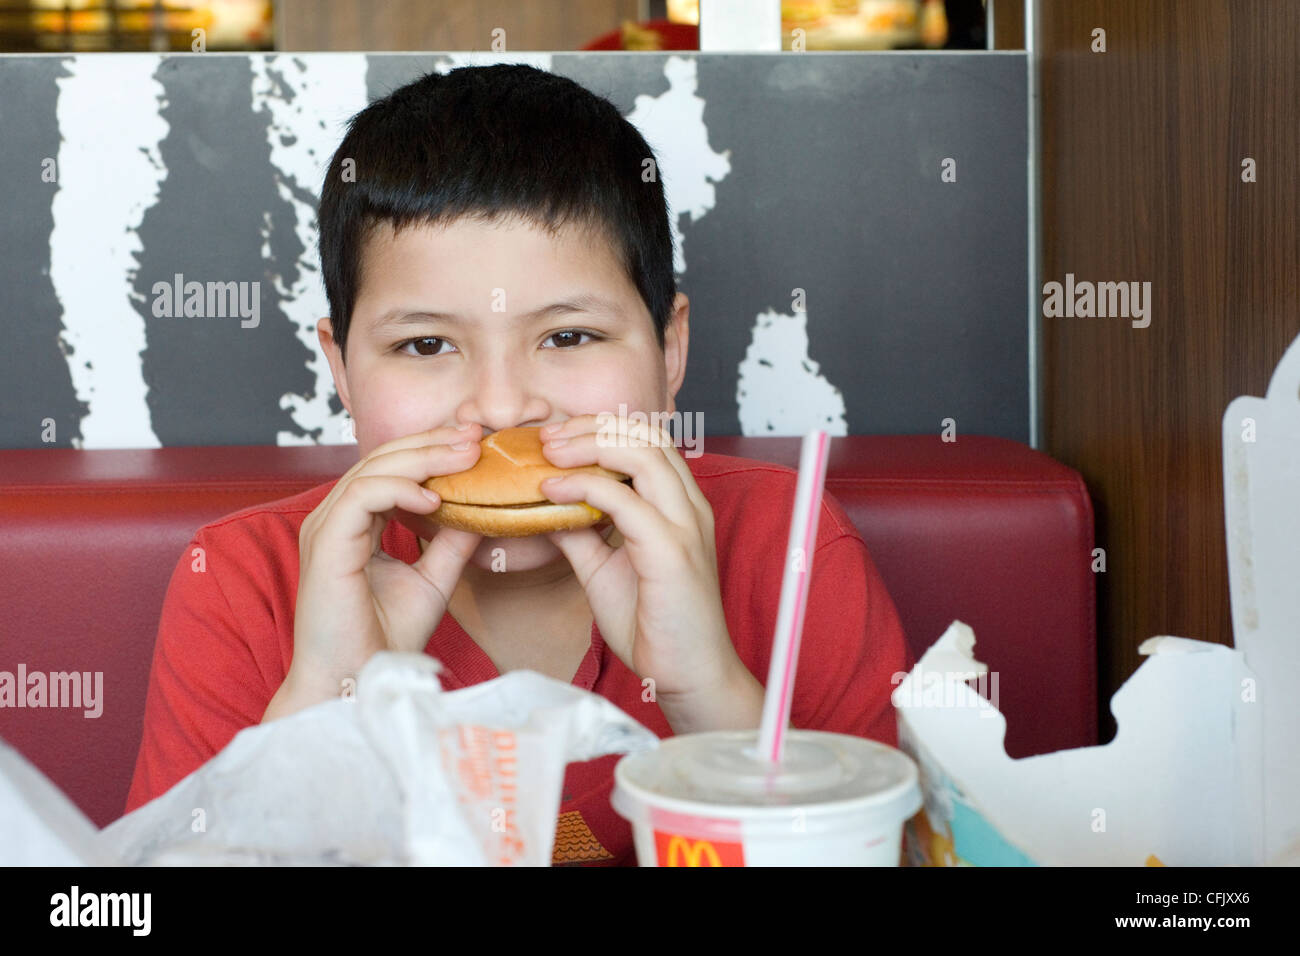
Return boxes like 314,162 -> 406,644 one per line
541,415 -> 600,440
369,422 -> 483,458
317,423 -> 482,516
543,471 -> 677,549
543,526 -> 614,590
554,414 -> 698,509
634,433 -> 710,524
312,475 -> 442,560
314,440 -> 480,529
542,413 -> 671,445
588,415 -> 711,529
410,526 -> 484,605
544,432 -> 697,531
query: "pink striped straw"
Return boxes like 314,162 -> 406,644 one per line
757,429 -> 831,765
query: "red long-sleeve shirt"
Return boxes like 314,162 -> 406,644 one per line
125,451 -> 912,865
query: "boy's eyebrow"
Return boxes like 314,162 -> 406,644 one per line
372,293 -> 623,330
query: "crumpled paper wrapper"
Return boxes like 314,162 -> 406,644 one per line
3,652 -> 659,866
0,739 -> 118,866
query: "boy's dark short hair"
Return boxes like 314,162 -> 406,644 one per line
318,64 -> 676,361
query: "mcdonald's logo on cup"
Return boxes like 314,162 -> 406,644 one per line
654,831 -> 746,866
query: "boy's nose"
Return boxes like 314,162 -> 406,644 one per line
457,357 -> 550,433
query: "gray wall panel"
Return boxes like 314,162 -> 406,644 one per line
0,51 -> 1027,449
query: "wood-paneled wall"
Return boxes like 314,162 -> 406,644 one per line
1018,0 -> 1299,737
990,0 -> 1024,49
277,0 -> 639,51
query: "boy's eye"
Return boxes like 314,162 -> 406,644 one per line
399,336 -> 454,356
542,329 -> 597,349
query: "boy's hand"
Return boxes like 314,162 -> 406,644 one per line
538,415 -> 759,731
266,424 -> 484,719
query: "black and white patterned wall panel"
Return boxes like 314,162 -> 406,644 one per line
0,51 -> 1027,449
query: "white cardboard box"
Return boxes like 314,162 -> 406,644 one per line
894,333 -> 1300,866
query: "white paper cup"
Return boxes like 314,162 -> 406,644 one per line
611,729 -> 921,866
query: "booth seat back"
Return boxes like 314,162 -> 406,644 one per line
0,435 -> 1095,829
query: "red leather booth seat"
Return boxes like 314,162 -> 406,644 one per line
0,436 -> 1095,830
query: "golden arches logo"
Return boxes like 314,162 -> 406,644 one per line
664,835 -> 723,867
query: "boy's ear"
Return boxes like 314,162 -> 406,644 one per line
317,317 -> 353,415
664,293 -> 689,415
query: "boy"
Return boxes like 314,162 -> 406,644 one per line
125,64 -> 911,865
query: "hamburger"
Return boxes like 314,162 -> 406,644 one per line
422,426 -> 631,537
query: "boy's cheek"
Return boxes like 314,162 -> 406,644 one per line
352,391 -> 456,453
